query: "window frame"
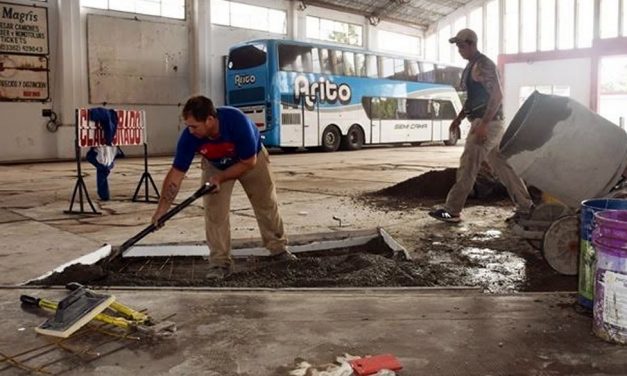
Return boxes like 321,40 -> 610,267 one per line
81,0 -> 186,20
210,0 -> 286,34
305,15 -> 364,47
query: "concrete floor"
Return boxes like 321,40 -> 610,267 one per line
1,144 -> 626,375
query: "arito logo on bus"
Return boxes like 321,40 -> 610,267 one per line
234,74 -> 256,87
294,76 -> 351,110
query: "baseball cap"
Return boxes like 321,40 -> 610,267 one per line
449,28 -> 478,44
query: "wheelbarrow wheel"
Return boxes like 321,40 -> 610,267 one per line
542,214 -> 579,275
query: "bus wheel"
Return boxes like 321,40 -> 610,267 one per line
341,125 -> 364,151
320,126 -> 341,152
444,128 -> 460,146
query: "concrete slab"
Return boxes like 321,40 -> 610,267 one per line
0,221 -> 101,285
1,289 -> 624,375
0,208 -> 27,224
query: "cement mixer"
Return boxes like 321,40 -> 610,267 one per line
499,91 -> 627,275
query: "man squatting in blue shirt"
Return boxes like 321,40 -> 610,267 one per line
151,95 -> 297,279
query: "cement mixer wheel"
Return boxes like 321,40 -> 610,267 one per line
525,203 -> 573,250
542,214 -> 579,275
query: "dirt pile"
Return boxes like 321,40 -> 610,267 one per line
368,168 -> 509,205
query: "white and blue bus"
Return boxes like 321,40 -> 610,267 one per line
225,38 -> 469,152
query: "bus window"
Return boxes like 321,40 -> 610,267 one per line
278,44 -> 311,72
367,97 -> 397,119
406,60 -> 420,81
361,97 -> 374,118
393,59 -> 406,80
228,44 -> 267,70
378,56 -> 394,79
355,53 -> 365,76
343,51 -> 355,76
331,50 -> 344,75
302,49 -> 313,72
382,98 -> 400,119
311,48 -> 321,74
436,65 -> 464,88
418,62 -> 436,83
366,55 -> 377,78
396,98 -> 408,119
406,98 -> 432,120
433,99 -> 457,119
320,49 -> 332,74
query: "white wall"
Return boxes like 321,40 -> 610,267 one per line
503,57 -> 592,125
0,0 -> 424,162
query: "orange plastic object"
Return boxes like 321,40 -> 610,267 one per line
349,354 -> 402,375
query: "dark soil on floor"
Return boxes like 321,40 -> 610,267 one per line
31,233 -> 576,293
361,168 -> 513,211
33,242 -> 452,289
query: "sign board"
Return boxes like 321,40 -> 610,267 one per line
0,2 -> 48,55
0,54 -> 48,100
78,108 -> 146,148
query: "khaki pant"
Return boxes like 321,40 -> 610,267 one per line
201,147 -> 287,267
444,119 -> 533,215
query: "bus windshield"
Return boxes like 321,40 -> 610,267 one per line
228,44 -> 267,70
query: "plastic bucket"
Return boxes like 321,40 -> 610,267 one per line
500,92 -> 627,208
592,210 -> 627,344
579,199 -> 627,309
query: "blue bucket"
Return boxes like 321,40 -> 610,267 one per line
579,199 -> 627,309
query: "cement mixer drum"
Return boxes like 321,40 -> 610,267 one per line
500,92 -> 627,208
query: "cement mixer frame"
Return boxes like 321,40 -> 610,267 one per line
512,180 -> 627,276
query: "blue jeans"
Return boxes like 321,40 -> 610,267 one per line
86,148 -> 114,201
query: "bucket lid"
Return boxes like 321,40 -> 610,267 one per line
582,198 -> 627,210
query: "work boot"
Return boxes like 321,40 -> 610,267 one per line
268,250 -> 298,261
205,265 -> 232,280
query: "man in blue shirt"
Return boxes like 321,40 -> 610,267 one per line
152,96 -> 296,279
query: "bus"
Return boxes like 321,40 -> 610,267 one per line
225,38 -> 469,152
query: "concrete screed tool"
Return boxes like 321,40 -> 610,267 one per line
105,182 -> 216,263
21,283 -> 176,338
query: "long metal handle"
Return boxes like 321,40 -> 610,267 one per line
107,182 -> 215,262
21,295 -> 57,311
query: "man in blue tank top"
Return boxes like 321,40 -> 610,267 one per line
152,96 -> 296,279
429,29 -> 533,223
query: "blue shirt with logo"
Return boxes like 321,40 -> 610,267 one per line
172,106 -> 262,172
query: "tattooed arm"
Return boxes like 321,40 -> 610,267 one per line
474,56 -> 503,126
151,167 -> 186,227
